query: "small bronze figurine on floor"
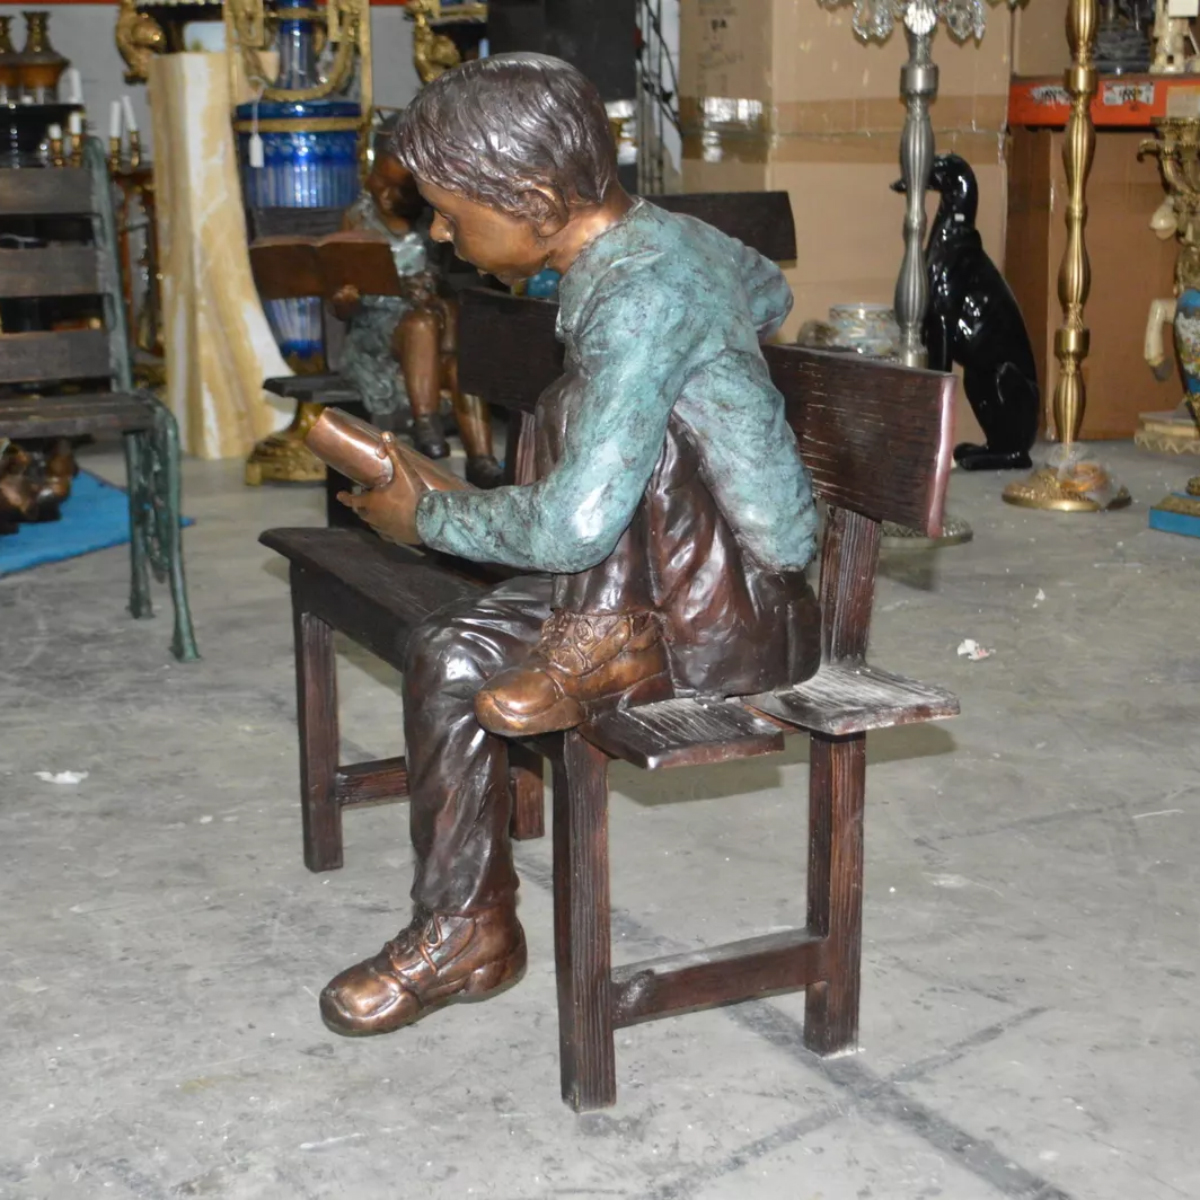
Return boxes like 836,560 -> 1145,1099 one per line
310,54 -> 821,1038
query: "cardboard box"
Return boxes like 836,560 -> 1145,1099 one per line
679,0 -> 1018,446
1012,0 -> 1072,78
1006,126 -> 1180,439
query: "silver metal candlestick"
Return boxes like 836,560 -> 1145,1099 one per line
818,0 -> 1002,545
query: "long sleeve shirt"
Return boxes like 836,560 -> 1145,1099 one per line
415,199 -> 818,577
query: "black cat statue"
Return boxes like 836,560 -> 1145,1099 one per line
893,153 -> 1040,471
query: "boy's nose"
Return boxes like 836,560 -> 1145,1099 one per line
430,214 -> 452,243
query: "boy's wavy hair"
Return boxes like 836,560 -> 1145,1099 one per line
392,53 -> 616,219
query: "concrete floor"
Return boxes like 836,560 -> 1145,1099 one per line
0,441 -> 1196,1200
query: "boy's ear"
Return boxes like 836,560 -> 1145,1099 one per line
519,185 -> 570,238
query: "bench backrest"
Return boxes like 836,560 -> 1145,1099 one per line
0,139 -> 131,393
650,191 -> 795,262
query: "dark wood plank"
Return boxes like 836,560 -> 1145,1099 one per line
335,756 -> 409,808
248,206 -> 345,241
508,741 -> 545,841
817,506 -> 881,665
802,505 -> 873,1054
0,167 -> 93,216
804,732 -> 866,1055
261,528 -> 484,669
552,731 -> 616,1111
745,663 -> 960,736
765,344 -> 955,536
650,191 -> 796,261
457,289 -> 561,410
264,373 -> 360,402
611,928 -> 826,1027
0,392 -> 153,439
292,584 -> 343,873
0,329 -> 111,386
582,697 -> 784,770
0,246 -> 99,297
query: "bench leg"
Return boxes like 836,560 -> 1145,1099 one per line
123,431 -> 152,622
150,406 -> 199,662
552,732 -> 616,1110
509,742 -> 545,840
804,731 -> 866,1055
293,585 -> 342,872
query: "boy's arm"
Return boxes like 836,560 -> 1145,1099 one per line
733,239 -> 794,341
416,263 -> 706,573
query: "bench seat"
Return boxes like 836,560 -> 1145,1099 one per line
746,663 -> 960,737
263,373 -> 362,405
0,392 -> 158,440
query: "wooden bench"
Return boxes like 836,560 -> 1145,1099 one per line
261,192 -> 959,1109
0,140 -> 198,661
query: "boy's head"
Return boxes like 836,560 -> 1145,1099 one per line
368,112 -> 423,223
393,54 -> 619,283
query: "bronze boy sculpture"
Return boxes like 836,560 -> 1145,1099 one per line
334,118 -> 503,487
319,54 -> 822,1037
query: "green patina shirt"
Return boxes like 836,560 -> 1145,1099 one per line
415,199 -> 818,576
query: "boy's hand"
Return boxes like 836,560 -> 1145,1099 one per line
337,433 -> 428,545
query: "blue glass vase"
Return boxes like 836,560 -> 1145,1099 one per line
234,0 -> 361,366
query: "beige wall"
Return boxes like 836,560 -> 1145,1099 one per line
1012,0 -> 1071,77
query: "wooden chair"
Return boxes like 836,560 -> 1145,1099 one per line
260,285 -> 959,1110
0,138 -> 198,661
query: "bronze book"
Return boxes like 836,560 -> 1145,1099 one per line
249,230 -> 405,301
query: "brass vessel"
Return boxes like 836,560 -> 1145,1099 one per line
244,400 -> 328,486
17,11 -> 67,94
0,18 -> 20,91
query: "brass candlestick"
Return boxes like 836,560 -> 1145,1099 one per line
47,123 -> 63,167
1003,0 -> 1131,512
108,134 -> 122,173
128,128 -> 141,169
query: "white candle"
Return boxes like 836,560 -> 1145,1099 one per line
62,68 -> 82,105
121,94 -> 138,135
47,124 -> 62,140
109,99 -> 122,140
67,111 -> 83,137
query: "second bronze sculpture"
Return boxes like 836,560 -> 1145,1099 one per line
306,53 -> 821,1039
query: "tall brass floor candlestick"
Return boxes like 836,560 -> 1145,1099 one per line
1004,0 -> 1131,511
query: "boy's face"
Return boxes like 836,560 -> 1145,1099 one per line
368,155 -> 424,223
417,179 -> 549,286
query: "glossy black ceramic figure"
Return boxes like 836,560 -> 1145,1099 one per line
893,153 -> 1040,471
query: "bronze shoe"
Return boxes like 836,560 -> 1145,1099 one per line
320,905 -> 526,1037
465,453 -> 504,489
411,413 -> 449,459
475,609 -> 672,737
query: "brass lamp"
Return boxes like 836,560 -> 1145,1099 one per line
1002,0 -> 1131,511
